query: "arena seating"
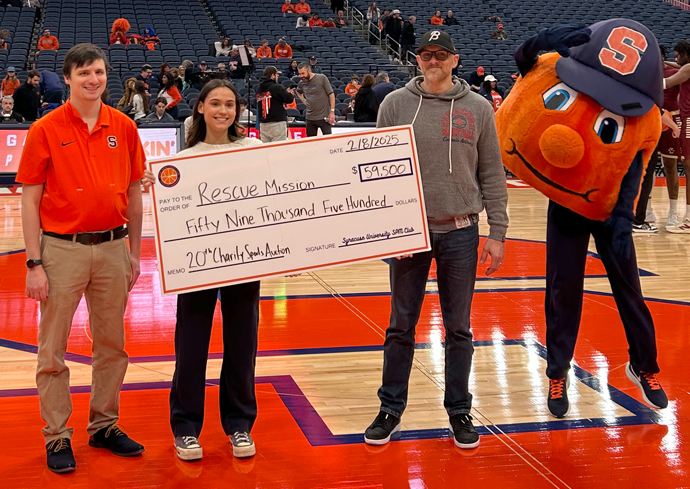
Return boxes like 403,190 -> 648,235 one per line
0,6 -> 36,84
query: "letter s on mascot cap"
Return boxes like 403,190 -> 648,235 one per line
496,19 -> 663,251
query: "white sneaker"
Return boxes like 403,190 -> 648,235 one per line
667,212 -> 680,227
666,218 -> 690,234
230,431 -> 256,458
174,436 -> 203,461
632,222 -> 658,233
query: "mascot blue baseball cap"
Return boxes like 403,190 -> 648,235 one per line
556,18 -> 663,117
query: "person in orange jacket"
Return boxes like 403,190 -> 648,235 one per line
308,13 -> 323,27
281,0 -> 295,14
274,38 -> 293,58
38,29 -> 59,50
257,39 -> 272,58
295,0 -> 311,14
430,10 -> 443,25
345,74 -> 360,97
323,18 -> 337,28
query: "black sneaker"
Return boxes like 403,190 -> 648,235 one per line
449,413 -> 479,449
547,377 -> 570,418
626,362 -> 668,409
46,438 -> 76,474
230,431 -> 256,459
364,411 -> 401,445
632,223 -> 658,233
174,435 -> 203,461
88,424 -> 145,457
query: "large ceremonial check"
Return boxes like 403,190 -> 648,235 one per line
149,125 -> 430,295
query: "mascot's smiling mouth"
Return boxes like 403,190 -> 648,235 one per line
506,139 -> 598,202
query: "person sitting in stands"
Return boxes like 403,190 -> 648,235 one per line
243,40 -> 256,57
228,47 -> 246,79
215,38 -> 232,57
145,97 -> 175,122
336,11 -> 348,28
430,10 -> 443,25
109,19 -> 129,45
469,66 -> 485,91
140,26 -> 160,50
309,13 -> 323,27
38,28 -> 59,50
443,10 -> 459,26
286,60 -> 299,78
274,38 -> 293,58
478,75 -> 503,112
296,15 -> 309,28
159,73 -> 182,119
0,29 -> 10,51
238,97 -> 256,124
323,18 -> 337,28
309,56 -> 322,74
1,66 -> 19,96
257,39 -> 272,58
345,74 -> 360,97
491,23 -> 508,40
282,0 -> 295,14
0,95 -> 24,122
295,0 -> 311,14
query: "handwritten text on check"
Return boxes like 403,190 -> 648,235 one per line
149,126 -> 429,295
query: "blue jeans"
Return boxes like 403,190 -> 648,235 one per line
377,225 -> 480,418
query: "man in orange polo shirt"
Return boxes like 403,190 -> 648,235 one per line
295,0 -> 311,14
17,43 -> 146,474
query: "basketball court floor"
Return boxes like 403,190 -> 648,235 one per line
0,180 -> 688,488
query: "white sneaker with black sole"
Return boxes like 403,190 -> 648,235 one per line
230,431 -> 256,458
174,436 -> 203,461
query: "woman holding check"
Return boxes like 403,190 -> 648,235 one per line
144,79 -> 263,462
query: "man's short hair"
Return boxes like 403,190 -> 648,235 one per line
408,15 -> 416,21
141,64 -> 152,71
155,97 -> 167,106
298,61 -> 311,71
27,69 -> 40,79
62,44 -> 108,78
375,71 -> 389,83
238,97 -> 248,106
2,95 -> 13,103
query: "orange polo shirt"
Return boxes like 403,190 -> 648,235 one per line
16,100 -> 146,234
257,46 -> 272,58
295,3 -> 311,14
274,44 -> 293,58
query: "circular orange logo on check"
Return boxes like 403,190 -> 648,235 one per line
158,165 -> 180,188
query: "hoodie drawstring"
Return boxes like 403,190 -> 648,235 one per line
410,93 -> 454,174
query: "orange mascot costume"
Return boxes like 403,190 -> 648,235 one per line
496,20 -> 668,417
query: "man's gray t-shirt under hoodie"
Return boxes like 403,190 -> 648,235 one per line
377,76 -> 509,241
297,73 -> 334,122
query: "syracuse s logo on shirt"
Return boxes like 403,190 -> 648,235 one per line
108,136 -> 118,148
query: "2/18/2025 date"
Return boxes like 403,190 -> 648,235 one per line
346,134 -> 400,151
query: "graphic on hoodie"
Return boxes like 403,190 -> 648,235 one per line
442,108 -> 476,141
257,91 -> 272,118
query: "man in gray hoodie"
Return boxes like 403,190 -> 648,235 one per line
364,30 -> 508,450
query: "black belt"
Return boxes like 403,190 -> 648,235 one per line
43,225 -> 128,245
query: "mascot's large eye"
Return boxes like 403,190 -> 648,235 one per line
542,83 -> 578,111
593,110 -> 625,144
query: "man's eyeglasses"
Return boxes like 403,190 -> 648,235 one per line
418,50 -> 452,61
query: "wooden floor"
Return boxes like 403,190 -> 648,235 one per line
0,181 -> 689,488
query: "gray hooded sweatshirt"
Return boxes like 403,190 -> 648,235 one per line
377,76 -> 508,241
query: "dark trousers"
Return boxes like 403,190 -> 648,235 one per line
166,104 -> 180,121
306,118 -> 332,137
401,44 -> 413,62
169,281 -> 261,437
378,226 -> 479,417
633,152 -> 658,225
545,201 -> 659,379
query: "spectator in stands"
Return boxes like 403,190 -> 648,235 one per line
109,18 -> 129,45
215,38 -> 232,57
274,38 -> 293,58
296,15 -> 309,28
0,95 -> 24,122
385,10 -> 403,46
216,63 -> 228,80
39,70 -> 63,104
287,59 -> 299,78
354,74 -> 379,122
400,16 -> 416,62
430,11 -> 443,26
198,61 -> 210,72
38,29 -> 59,51
117,77 -> 136,110
345,74 -> 360,97
257,66 -> 295,142
295,0 -> 311,15
0,30 -> 9,51
380,8 -> 391,36
331,0 -> 344,15
372,71 -> 396,102
178,65 -> 190,90
13,69 -> 40,121
237,97 -> 256,124
257,39 -> 272,58
323,18 -> 337,28
139,26 -> 160,50
131,80 -> 149,121
336,11 -> 348,28
1,67 -> 19,96
158,62 -> 170,83
282,0 -> 295,14
296,61 -> 335,136
228,48 -> 246,79
309,13 -> 323,28
159,73 -> 182,119
170,67 -> 183,91
145,98 -> 175,122
142,26 -> 155,38
469,66 -> 485,91
136,64 -> 152,91
309,56 -> 322,74
367,3 -> 381,43
341,98 -> 354,117
491,23 -> 508,40
444,10 -> 458,26
478,75 -> 503,112
244,39 -> 257,58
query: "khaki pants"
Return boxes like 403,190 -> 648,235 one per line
36,235 -> 132,443
260,121 -> 288,142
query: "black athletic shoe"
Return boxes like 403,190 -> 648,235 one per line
88,424 -> 145,457
626,362 -> 668,409
364,411 -> 401,445
449,413 -> 480,449
547,377 -> 570,418
46,438 -> 76,474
